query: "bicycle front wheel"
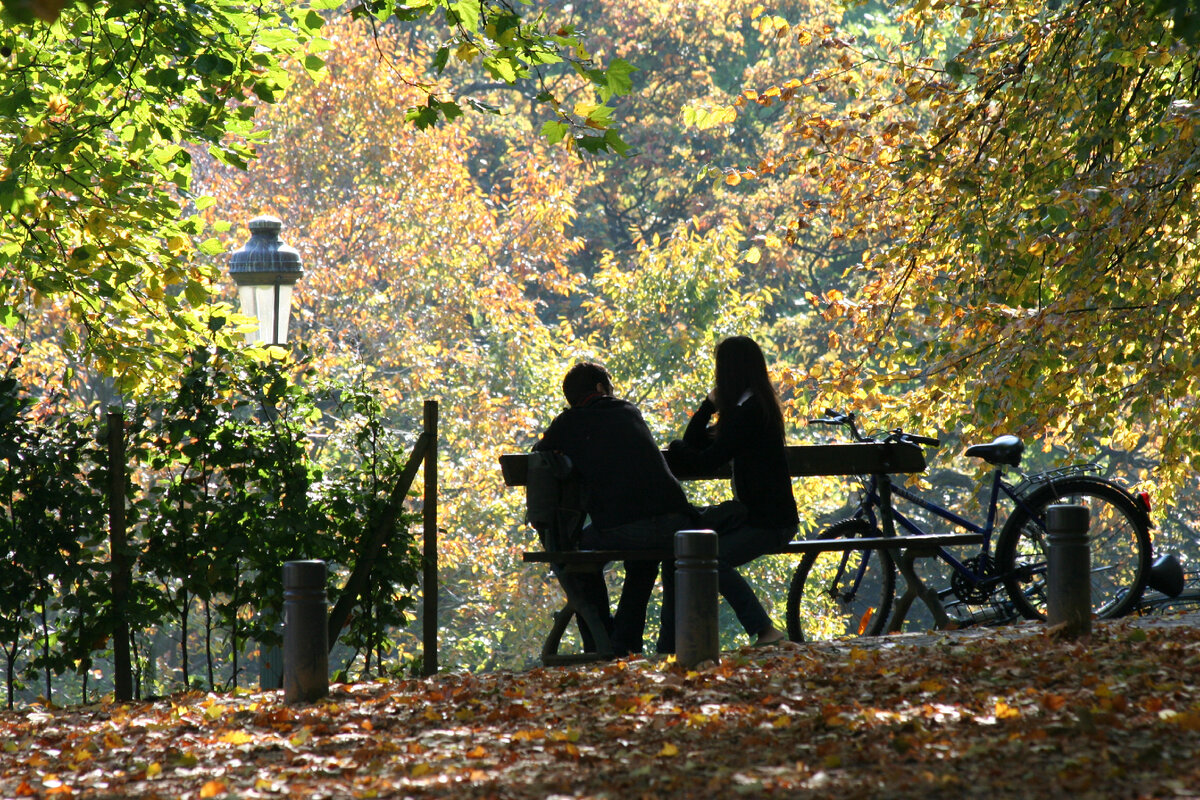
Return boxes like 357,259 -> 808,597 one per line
997,476 -> 1151,620
785,518 -> 896,641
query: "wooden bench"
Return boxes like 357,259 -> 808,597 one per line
501,444 -> 983,664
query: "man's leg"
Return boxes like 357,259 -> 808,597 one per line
602,512 -> 692,656
611,560 -> 657,654
656,559 -> 676,653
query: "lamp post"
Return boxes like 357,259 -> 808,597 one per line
228,215 -> 304,345
228,216 -> 304,690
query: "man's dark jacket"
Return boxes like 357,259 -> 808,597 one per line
533,395 -> 691,531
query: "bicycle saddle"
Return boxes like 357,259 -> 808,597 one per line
963,435 -> 1024,466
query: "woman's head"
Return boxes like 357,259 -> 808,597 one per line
713,336 -> 784,433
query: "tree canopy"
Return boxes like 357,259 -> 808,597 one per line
0,0 -> 633,398
5,0 -> 1200,678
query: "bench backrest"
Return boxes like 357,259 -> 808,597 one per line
500,442 -> 925,487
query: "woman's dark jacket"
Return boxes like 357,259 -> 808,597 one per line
671,392 -> 799,530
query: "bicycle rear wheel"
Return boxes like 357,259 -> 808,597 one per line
785,518 -> 896,641
996,476 -> 1151,620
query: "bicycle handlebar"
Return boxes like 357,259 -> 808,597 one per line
807,409 -> 940,449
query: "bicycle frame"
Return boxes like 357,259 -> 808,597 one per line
849,466 -> 1024,593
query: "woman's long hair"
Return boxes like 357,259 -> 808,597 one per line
713,336 -> 785,436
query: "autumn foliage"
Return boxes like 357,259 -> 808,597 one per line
3,616 -> 1200,798
5,0 -> 1200,700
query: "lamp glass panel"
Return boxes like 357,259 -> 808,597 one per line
274,284 -> 294,344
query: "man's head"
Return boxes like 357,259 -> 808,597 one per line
562,362 -> 613,407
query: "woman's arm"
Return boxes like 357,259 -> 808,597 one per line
672,396 -> 753,470
681,397 -> 716,448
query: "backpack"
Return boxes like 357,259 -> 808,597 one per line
525,451 -> 587,551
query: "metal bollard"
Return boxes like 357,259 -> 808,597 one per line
674,529 -> 719,668
1045,504 -> 1091,638
283,560 -> 329,703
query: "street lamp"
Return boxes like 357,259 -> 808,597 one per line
228,215 -> 304,345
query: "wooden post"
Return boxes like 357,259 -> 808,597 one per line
422,400 -> 438,677
107,410 -> 133,702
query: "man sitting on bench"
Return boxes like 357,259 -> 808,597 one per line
534,362 -> 696,655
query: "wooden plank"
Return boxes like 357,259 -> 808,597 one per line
500,442 -> 926,487
521,533 -> 983,563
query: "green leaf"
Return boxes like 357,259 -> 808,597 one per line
303,55 -> 326,80
484,56 -> 518,83
448,0 -> 480,33
542,120 -> 569,144
577,134 -> 609,153
433,46 -> 450,74
252,82 -> 278,103
605,58 -> 638,96
184,281 -> 210,307
302,10 -> 325,32
604,128 -> 630,156
1103,49 -> 1139,67
407,106 -> 440,129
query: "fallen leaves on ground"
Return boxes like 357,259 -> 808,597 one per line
4,615 -> 1200,798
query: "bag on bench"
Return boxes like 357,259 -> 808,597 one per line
525,451 -> 586,551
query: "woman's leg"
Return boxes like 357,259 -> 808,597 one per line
715,525 -> 792,636
718,564 -> 773,636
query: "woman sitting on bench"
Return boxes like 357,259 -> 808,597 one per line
669,336 -> 797,647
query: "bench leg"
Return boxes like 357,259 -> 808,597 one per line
887,547 -> 951,633
541,566 -> 616,666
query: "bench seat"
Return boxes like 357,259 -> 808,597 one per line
522,533 -> 984,564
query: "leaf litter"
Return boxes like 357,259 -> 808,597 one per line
4,613 -> 1200,798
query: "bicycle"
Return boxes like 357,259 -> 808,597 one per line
785,411 -> 1154,642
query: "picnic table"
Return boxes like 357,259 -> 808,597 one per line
501,443 -> 983,664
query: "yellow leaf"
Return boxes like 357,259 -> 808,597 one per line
744,246 -> 762,264
994,700 -> 1020,719
146,763 -> 162,779
658,742 -> 679,757
574,101 -> 600,118
46,94 -> 70,115
773,715 -> 792,728
750,4 -> 765,19
724,172 -> 742,186
219,731 -> 256,745
411,762 -> 432,778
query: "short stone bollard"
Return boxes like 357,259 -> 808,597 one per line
674,529 -> 719,668
283,560 -> 329,704
1045,504 -> 1091,638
